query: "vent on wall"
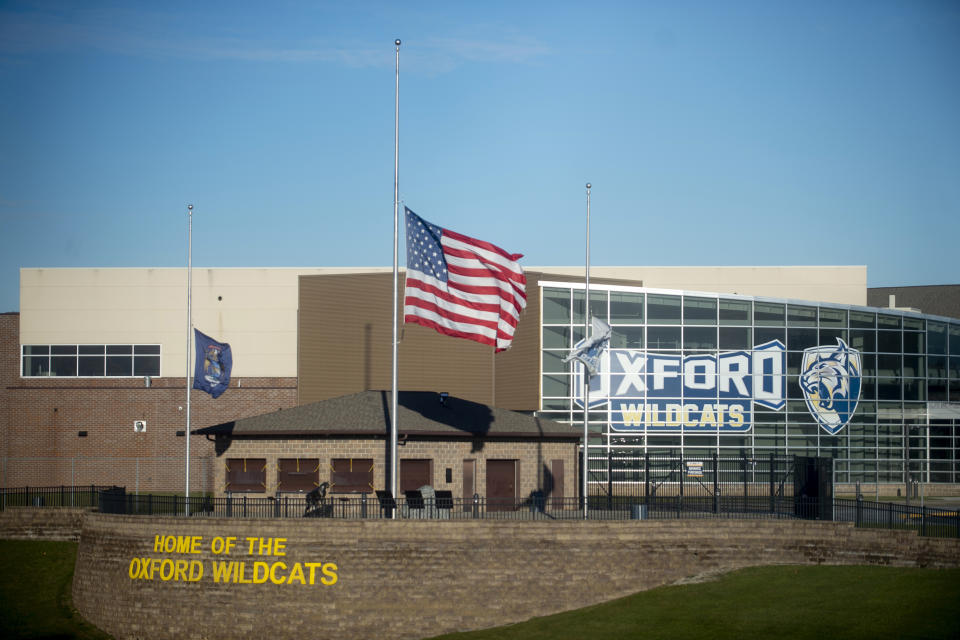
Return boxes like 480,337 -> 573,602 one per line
134,420 -> 147,433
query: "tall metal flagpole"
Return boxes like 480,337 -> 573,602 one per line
185,203 -> 193,517
390,39 -> 401,515
583,183 -> 591,520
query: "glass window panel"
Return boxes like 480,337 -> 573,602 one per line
684,326 -> 717,350
903,332 -> 923,354
647,326 -> 681,350
903,381 -> 925,401
543,326 -> 570,349
718,327 -> 751,350
787,328 -> 817,351
134,356 -> 160,377
135,345 -> 161,355
647,294 -> 681,325
572,290 -> 607,325
850,311 -> 875,328
928,380 -> 948,402
106,356 -> 133,376
78,345 -> 104,355
23,356 -> 49,376
610,327 -> 643,349
819,328 -> 847,344
950,325 -> 960,356
542,375 -> 571,396
819,308 -> 847,327
849,329 -> 875,353
78,356 -> 105,377
51,345 -> 77,355
50,356 -> 77,376
609,292 -> 644,324
787,351 -> 802,376
877,314 -> 901,329
754,302 -> 785,326
106,345 -> 132,355
719,299 -> 751,325
903,317 -> 922,331
950,357 -> 960,380
877,354 -> 901,377
23,345 -> 50,355
683,296 -> 717,325
877,331 -> 901,353
927,321 -> 947,354
902,355 -> 924,378
860,378 -> 876,400
877,378 -> 901,401
542,351 -> 567,373
754,327 -> 784,345
929,355 -> 947,378
787,305 -> 817,327
542,288 -> 571,324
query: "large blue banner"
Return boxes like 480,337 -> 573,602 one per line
574,340 -> 786,432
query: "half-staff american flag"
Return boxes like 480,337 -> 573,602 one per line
404,207 -> 527,351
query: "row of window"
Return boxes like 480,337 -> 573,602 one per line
544,288 -> 959,346
226,458 -> 376,494
21,345 -> 161,378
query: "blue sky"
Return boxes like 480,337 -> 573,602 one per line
1,0 -> 958,313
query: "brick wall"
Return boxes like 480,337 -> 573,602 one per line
2,316 -> 297,490
215,437 -> 578,502
71,514 -> 960,640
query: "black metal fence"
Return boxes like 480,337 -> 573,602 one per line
0,485 -> 115,510
4,484 -> 958,539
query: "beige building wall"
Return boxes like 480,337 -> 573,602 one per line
534,266 -> 867,306
19,265 -> 867,381
19,267 -> 390,378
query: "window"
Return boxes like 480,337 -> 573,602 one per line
22,344 -> 161,377
226,459 -> 266,493
330,458 -> 374,493
277,458 -> 320,493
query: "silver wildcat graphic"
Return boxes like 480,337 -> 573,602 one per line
799,338 -> 862,435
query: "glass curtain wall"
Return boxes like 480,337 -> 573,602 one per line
540,284 -> 960,485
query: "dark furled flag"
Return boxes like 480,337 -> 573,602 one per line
193,329 -> 232,398
404,207 -> 526,351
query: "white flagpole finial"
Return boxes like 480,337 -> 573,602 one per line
586,183 -> 591,190
395,39 -> 401,46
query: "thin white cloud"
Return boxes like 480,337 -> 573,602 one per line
0,5 -> 551,71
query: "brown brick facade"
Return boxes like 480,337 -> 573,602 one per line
211,436 -> 578,501
70,513 -> 960,640
2,311 -> 299,490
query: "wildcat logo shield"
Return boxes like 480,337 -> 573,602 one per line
799,338 -> 861,435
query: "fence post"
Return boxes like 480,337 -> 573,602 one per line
713,453 -> 719,514
855,493 -> 862,528
768,453 -> 775,514
644,453 -> 650,510
472,493 -> 480,519
677,458 -> 683,517
148,494 -> 153,516
920,505 -> 926,537
26,486 -> 29,508
742,457 -> 748,512
361,493 -> 368,519
226,493 -> 232,518
90,485 -> 95,508
61,485 -> 65,508
607,449 -> 613,511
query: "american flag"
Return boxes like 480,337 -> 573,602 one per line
404,207 -> 527,351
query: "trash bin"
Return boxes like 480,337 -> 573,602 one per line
630,504 -> 647,520
98,486 -> 126,514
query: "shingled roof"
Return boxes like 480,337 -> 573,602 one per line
194,390 -> 580,440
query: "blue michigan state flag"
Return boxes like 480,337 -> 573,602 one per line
193,329 -> 232,398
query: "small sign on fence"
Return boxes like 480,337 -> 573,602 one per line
685,461 -> 703,478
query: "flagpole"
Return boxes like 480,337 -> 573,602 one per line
185,203 -> 193,517
582,183 -> 591,520
390,38 -> 401,515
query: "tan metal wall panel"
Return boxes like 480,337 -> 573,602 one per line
298,273 -> 495,406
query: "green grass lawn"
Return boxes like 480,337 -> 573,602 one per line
2,539 -> 958,640
426,565 -> 960,640
0,540 -> 112,640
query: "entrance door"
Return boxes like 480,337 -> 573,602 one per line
400,459 -> 433,492
486,460 -> 518,512
549,459 -> 564,508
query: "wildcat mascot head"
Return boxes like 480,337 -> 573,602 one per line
799,338 -> 862,435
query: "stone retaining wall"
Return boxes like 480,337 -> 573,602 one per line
0,507 -> 88,541
70,514 -> 960,640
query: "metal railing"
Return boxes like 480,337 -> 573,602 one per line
5,485 -> 958,539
